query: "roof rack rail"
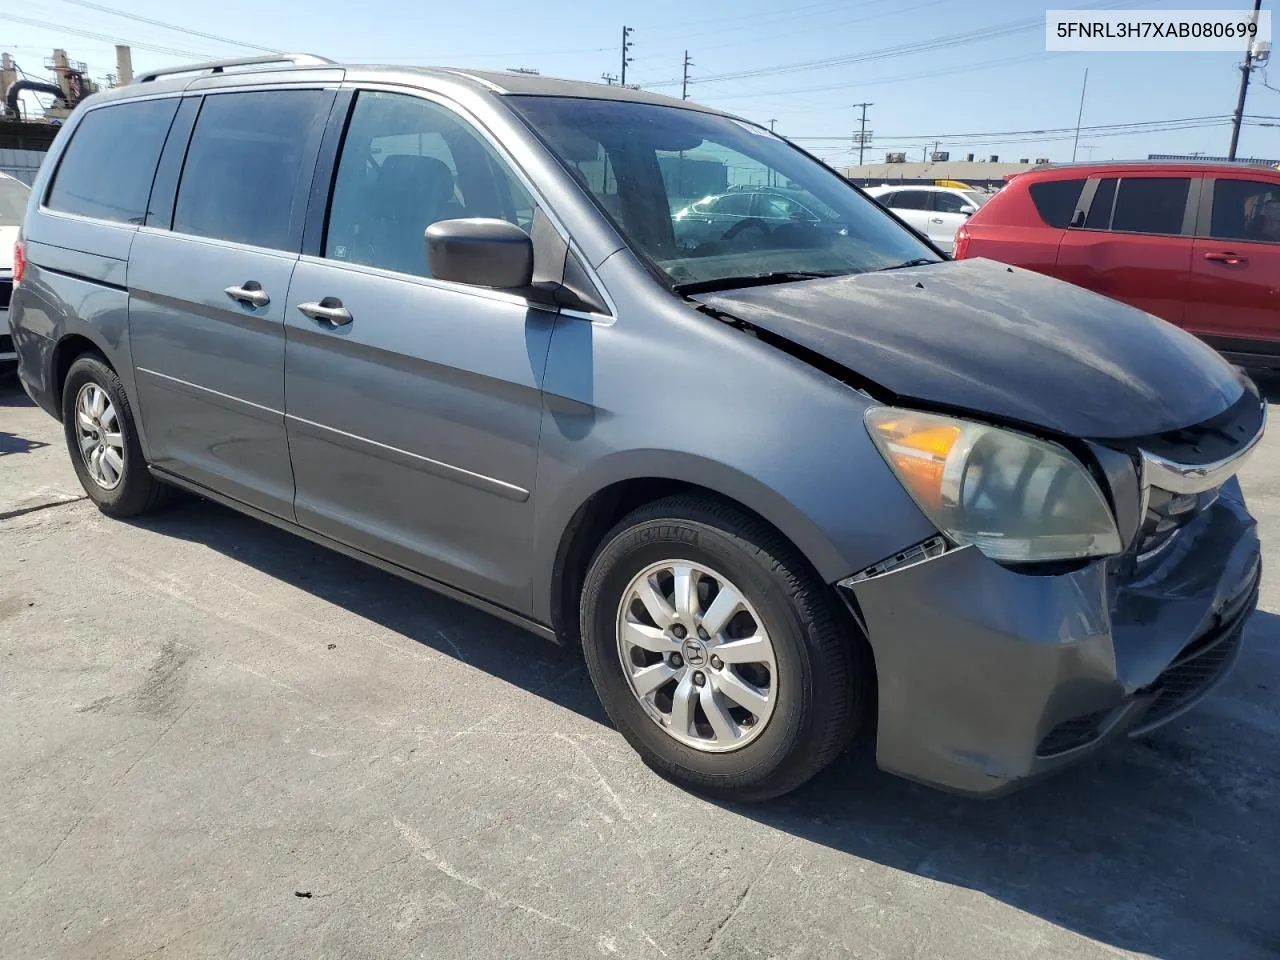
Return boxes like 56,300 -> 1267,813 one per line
135,53 -> 336,84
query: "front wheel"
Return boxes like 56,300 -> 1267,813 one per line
579,495 -> 867,801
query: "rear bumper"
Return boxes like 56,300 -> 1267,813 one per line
846,479 -> 1260,797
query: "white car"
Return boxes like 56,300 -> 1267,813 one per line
863,185 -> 988,254
1,172 -> 32,373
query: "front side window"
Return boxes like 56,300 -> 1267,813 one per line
760,194 -> 815,220
710,193 -> 752,216
931,192 -> 969,214
47,98 -> 178,224
0,175 -> 30,227
1209,178 -> 1280,243
324,91 -> 535,279
173,90 -> 328,251
509,96 -> 936,290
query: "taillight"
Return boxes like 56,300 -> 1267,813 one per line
12,239 -> 25,286
953,224 -> 971,260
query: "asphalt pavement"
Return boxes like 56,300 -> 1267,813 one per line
1,376 -> 1278,960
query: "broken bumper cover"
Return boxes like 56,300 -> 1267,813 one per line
844,477 -> 1260,797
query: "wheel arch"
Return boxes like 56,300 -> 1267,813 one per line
537,451 -> 853,645
51,331 -> 114,421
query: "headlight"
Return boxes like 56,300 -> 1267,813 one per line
864,406 -> 1122,563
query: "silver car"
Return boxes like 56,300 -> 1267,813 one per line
9,54 -> 1263,800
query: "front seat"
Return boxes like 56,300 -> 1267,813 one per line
371,154 -> 459,277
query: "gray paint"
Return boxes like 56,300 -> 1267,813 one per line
284,255 -> 556,612
7,61 -> 1264,795
852,478 -> 1259,795
127,230 -> 299,519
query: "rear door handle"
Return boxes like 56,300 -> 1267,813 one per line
1203,251 -> 1247,265
931,217 -> 945,224
224,281 -> 270,307
297,297 -> 353,326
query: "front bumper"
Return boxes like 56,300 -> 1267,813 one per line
845,478 -> 1260,796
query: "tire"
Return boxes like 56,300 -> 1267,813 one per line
61,354 -> 171,517
579,494 -> 867,802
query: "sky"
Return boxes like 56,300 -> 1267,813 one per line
3,0 -> 1279,166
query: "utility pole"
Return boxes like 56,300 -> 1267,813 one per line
1229,0 -> 1264,160
853,101 -> 872,165
931,140 -> 940,160
768,118 -> 777,132
681,50 -> 693,100
621,26 -> 634,88
1071,67 -> 1089,161
601,73 -> 618,85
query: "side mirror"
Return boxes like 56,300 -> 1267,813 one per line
425,218 -> 533,290
960,204 -> 978,216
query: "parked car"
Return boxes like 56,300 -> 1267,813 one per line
0,171 -> 31,374
864,184 -> 988,253
10,56 -> 1263,800
955,161 -> 1280,367
672,185 -> 848,248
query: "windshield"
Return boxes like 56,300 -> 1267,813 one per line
508,97 -> 939,290
0,176 -> 30,227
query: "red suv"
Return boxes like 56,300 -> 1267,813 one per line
956,161 -> 1280,367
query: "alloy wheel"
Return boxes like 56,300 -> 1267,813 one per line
74,383 -> 125,490
615,559 -> 778,752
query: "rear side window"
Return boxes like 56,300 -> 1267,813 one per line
46,98 -> 178,224
1029,178 -> 1085,228
890,190 -> 929,210
1110,177 -> 1190,235
1209,178 -> 1280,243
173,90 -> 328,251
931,191 -> 970,214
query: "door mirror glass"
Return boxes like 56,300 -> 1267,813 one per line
426,218 -> 534,289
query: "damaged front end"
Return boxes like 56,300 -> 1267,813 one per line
839,386 -> 1265,796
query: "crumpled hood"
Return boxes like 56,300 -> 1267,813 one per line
695,258 -> 1244,440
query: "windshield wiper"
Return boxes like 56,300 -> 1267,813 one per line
876,258 -> 941,272
674,271 -> 842,295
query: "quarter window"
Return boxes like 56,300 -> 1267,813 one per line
173,90 -> 328,251
46,98 -> 178,224
1029,178 -> 1085,228
1208,178 -> 1280,243
324,91 -> 535,278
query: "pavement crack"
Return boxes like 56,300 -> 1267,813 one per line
0,495 -> 88,522
703,883 -> 752,951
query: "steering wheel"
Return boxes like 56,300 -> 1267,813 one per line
722,217 -> 772,242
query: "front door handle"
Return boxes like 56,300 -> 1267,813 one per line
297,297 -> 353,326
224,281 -> 270,307
1203,251 -> 1247,265
930,217 -> 945,224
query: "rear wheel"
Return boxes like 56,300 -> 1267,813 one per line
62,355 -> 171,517
580,495 -> 867,801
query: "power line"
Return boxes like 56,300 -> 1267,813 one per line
48,0 -> 278,54
0,13 -> 212,59
785,114 -> 1235,143
645,0 -> 1158,87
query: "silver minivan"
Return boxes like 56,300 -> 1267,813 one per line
10,55 -> 1264,800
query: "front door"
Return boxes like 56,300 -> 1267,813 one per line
129,88 -> 333,518
284,89 -> 554,611
925,190 -> 971,252
1185,175 -> 1280,359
